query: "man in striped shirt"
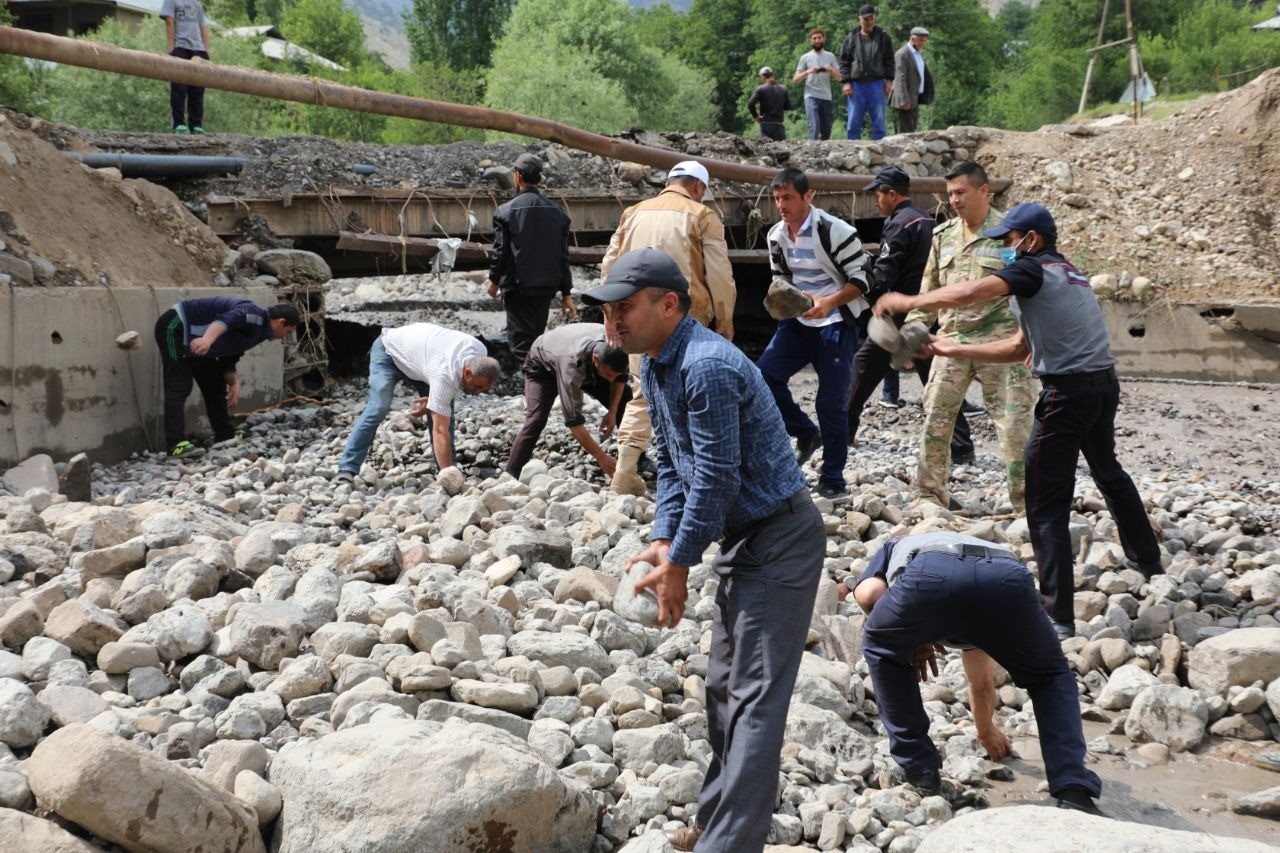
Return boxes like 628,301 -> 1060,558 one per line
335,323 -> 500,483
761,167 -> 871,498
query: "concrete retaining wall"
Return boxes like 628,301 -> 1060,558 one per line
1104,302 -> 1280,384
0,285 -> 282,467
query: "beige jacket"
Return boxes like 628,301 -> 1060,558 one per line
599,185 -> 736,332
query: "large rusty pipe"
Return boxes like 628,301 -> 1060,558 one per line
0,27 -> 1010,194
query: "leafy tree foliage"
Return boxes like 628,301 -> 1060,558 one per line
280,0 -> 368,69
405,0 -> 515,70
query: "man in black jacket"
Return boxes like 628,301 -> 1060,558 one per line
839,4 -> 895,140
486,153 -> 577,365
747,66 -> 792,141
847,167 -> 973,462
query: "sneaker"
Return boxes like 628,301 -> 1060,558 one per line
905,769 -> 942,797
878,398 -> 903,409
1123,557 -> 1164,578
796,434 -> 823,465
191,126 -> 207,135
174,124 -> 190,134
1056,786 -> 1103,816
169,440 -> 205,459
1053,621 -> 1075,640
333,471 -> 355,485
960,400 -> 986,417
816,482 -> 848,501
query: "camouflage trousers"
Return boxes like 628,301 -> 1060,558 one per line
616,353 -> 652,451
917,355 -> 1036,512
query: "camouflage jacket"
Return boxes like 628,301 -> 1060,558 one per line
908,207 -> 1019,342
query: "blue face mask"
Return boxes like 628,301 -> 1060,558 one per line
999,234 -> 1030,265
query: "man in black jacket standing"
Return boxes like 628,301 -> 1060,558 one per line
839,4 -> 895,140
486,153 -> 577,365
847,167 -> 973,461
747,67 -> 792,141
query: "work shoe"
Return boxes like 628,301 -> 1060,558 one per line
192,126 -> 207,134
666,826 -> 702,852
174,124 -> 190,134
1053,621 -> 1075,640
878,397 -> 903,409
1123,557 -> 1164,578
169,440 -> 205,459
961,400 -> 986,417
333,471 -> 355,485
795,434 -> 822,465
816,482 -> 847,500
905,769 -> 942,797
611,446 -> 647,496
1056,786 -> 1104,816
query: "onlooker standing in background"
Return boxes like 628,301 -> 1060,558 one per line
747,67 -> 792,141
891,27 -> 935,134
839,4 -> 895,140
794,27 -> 840,140
160,0 -> 210,134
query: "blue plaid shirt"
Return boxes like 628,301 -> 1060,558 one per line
645,316 -> 807,566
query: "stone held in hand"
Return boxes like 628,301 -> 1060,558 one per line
764,278 -> 814,320
868,315 -> 931,369
614,561 -> 661,628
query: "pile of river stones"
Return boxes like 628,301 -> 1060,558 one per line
1,383 -> 1278,852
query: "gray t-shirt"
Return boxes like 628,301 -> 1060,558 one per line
161,0 -> 207,52
796,50 -> 838,101
996,251 -> 1115,376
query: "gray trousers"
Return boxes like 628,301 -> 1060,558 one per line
695,491 -> 825,852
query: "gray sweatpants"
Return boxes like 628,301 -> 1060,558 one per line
695,491 -> 825,852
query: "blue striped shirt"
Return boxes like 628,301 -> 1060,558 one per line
776,210 -> 843,327
645,316 -> 807,566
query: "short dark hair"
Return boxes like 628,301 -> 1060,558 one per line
809,27 -> 825,37
646,286 -> 692,315
944,161 -> 989,188
596,343 -> 628,374
269,303 -> 301,327
771,167 -> 810,196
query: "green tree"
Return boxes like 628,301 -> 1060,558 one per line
405,0 -> 515,70
1142,1 -> 1280,93
280,0 -> 369,68
0,5 -> 54,113
682,0 -> 755,132
204,0 -> 253,26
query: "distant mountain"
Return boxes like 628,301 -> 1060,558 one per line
346,0 -> 411,70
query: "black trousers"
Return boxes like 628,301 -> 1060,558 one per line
169,47 -> 208,129
154,310 -> 234,447
1025,369 -> 1161,625
759,122 -> 786,141
503,289 -> 558,366
504,370 -> 631,477
895,107 -> 919,134
847,333 -> 972,452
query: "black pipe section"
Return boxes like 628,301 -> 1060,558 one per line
63,152 -> 252,179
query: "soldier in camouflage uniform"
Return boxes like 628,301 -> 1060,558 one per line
896,162 -> 1035,512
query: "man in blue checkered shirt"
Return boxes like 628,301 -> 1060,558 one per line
584,247 -> 825,853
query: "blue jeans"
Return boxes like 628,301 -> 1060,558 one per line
338,338 -> 451,474
846,80 -> 886,140
804,96 -> 833,140
863,552 -> 1101,797
756,319 -> 855,489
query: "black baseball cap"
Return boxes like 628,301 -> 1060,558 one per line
513,153 -> 543,181
865,165 -> 912,192
583,248 -> 689,304
984,202 -> 1058,240
859,4 -> 877,16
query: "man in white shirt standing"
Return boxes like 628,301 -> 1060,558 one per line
793,27 -> 840,140
335,323 -> 500,482
890,27 -> 934,134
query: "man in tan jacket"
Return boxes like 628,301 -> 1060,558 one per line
599,161 -> 737,494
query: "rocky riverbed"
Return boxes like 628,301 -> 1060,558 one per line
1,372 -> 1278,852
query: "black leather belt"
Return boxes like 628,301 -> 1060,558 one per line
1040,367 -> 1117,388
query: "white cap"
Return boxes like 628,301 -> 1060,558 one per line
759,66 -> 774,78
667,160 -> 714,201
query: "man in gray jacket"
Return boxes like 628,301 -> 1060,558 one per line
891,27 -> 935,134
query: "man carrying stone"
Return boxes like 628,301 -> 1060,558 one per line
878,203 -> 1163,638
889,161 -> 1035,512
154,297 -> 298,459
584,248 -> 824,853
839,5 -> 895,140
160,0 -> 210,134
747,66 -> 792,141
853,531 -> 1103,814
335,323 -> 500,483
485,153 -> 577,366
846,165 -> 972,462
890,27 -> 934,134
760,167 -> 870,498
503,323 -> 630,480
600,160 -> 736,495
794,27 -> 840,140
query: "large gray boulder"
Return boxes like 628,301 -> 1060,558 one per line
269,719 -> 595,853
490,526 -> 573,567
28,724 -> 264,853
254,248 -> 331,284
506,630 -> 614,675
1123,684 -> 1208,752
0,808 -> 100,853
0,678 -> 50,747
916,804 -> 1278,852
227,601 -> 308,670
1187,627 -> 1280,695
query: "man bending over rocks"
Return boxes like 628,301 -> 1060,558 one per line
504,323 -> 630,480
335,322 -> 499,483
584,247 -> 825,853
854,531 -> 1103,815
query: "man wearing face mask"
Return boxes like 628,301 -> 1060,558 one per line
895,161 -> 1035,515
874,203 -> 1165,639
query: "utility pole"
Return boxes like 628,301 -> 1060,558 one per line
1078,0 -> 1110,115
1123,0 -> 1142,122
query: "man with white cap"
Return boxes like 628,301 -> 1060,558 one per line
600,160 -> 736,495
747,66 -> 792,141
890,27 -> 934,134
